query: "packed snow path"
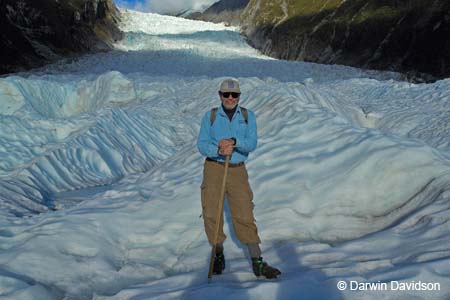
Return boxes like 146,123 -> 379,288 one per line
0,9 -> 449,300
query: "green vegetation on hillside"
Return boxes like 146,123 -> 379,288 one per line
241,0 -> 450,79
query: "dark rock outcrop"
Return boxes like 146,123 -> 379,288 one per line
240,0 -> 450,81
187,0 -> 249,26
0,0 -> 123,74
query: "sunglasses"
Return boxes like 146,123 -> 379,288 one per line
220,92 -> 241,98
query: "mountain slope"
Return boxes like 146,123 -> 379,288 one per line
187,0 -> 249,25
0,0 -> 123,75
237,0 -> 450,81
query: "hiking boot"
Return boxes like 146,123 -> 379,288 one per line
252,257 -> 281,279
213,252 -> 226,275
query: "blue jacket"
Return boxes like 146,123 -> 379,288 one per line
197,105 -> 257,164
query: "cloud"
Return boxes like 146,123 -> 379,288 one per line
123,0 -> 219,15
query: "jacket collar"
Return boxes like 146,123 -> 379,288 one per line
218,104 -> 241,117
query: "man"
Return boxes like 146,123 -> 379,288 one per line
197,78 -> 281,279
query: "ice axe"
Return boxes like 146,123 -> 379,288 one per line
207,155 -> 230,282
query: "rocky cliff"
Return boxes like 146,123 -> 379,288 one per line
240,0 -> 450,81
0,0 -> 123,74
187,0 -> 249,26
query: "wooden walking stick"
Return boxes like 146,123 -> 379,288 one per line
207,155 -> 230,282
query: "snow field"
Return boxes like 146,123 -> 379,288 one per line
0,8 -> 449,300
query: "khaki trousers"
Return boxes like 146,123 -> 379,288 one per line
200,160 -> 261,245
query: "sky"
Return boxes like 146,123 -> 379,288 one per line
114,0 -> 219,14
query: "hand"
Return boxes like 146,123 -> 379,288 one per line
218,138 -> 235,156
218,144 -> 234,156
219,139 -> 235,149
219,145 -> 234,156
